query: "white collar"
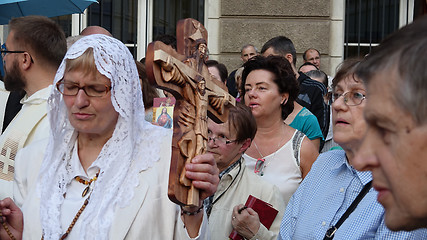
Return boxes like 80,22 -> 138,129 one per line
21,85 -> 52,105
69,140 -> 100,180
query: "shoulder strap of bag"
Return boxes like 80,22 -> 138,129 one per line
323,180 -> 373,240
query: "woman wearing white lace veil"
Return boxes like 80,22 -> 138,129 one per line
0,34 -> 218,239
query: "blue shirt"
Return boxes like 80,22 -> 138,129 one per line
278,150 -> 427,240
289,107 -> 324,141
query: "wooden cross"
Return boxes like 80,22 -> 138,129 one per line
146,18 -> 235,207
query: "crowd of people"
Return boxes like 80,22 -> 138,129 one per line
0,14 -> 426,240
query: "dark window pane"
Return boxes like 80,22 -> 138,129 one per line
345,0 -> 400,58
86,0 -> 137,57
345,0 -> 399,43
153,0 -> 204,40
51,15 -> 72,38
344,46 -> 372,59
87,0 -> 113,33
414,0 -> 427,20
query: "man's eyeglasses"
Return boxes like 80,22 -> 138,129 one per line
207,133 -> 236,145
1,43 -> 34,63
56,80 -> 112,97
332,91 -> 366,106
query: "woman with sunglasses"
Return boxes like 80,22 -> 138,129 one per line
240,55 -> 318,203
0,34 -> 218,239
277,59 -> 427,239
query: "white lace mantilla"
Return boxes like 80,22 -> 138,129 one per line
38,34 -> 168,239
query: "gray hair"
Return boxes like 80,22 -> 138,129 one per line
240,44 -> 258,54
66,35 -> 84,49
305,69 -> 328,88
356,16 -> 427,125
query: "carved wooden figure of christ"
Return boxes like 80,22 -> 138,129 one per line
146,19 -> 235,207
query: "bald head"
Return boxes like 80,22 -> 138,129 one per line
80,26 -> 112,37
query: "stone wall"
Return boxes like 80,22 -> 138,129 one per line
206,0 -> 344,77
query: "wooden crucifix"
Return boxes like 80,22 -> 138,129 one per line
146,18 -> 235,207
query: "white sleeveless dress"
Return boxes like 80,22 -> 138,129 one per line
243,130 -> 305,204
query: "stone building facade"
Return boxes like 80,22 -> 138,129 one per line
205,0 -> 344,77
1,0 -> 425,78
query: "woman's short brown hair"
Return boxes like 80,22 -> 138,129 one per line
332,58 -> 363,89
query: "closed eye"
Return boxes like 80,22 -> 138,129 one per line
88,84 -> 108,93
64,83 -> 79,91
371,123 -> 392,145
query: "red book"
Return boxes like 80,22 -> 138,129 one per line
229,195 -> 279,240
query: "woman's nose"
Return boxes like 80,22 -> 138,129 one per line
246,89 -> 256,98
74,89 -> 90,108
332,94 -> 348,112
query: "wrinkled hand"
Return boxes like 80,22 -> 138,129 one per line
0,198 -> 23,240
231,204 -> 260,239
185,153 -> 219,204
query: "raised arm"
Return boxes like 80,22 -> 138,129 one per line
181,153 -> 219,237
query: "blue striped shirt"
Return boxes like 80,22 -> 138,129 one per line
278,150 -> 427,239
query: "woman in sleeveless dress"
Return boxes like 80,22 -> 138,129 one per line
240,56 -> 318,204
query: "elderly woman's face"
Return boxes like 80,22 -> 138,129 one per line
332,75 -> 367,150
63,69 -> 119,138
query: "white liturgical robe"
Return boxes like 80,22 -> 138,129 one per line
0,85 -> 51,199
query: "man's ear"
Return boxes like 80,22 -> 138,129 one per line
239,138 -> 252,154
21,52 -> 33,70
285,53 -> 293,65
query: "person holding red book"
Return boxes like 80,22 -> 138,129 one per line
206,104 -> 285,240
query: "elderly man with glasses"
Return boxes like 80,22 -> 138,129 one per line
205,104 -> 285,240
0,16 -> 67,200
353,15 -> 427,232
277,58 -> 427,240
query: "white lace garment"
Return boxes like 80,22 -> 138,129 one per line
38,34 -> 168,239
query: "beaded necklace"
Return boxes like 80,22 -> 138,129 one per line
75,170 -> 100,197
0,212 -> 16,240
41,194 -> 92,240
41,170 -> 100,240
60,194 -> 91,240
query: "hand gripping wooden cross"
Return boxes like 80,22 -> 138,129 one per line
146,18 -> 235,207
